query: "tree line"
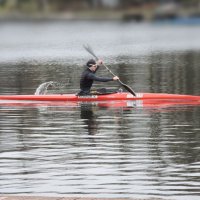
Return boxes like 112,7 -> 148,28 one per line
0,0 -> 199,13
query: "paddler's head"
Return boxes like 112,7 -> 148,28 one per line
87,59 -> 97,72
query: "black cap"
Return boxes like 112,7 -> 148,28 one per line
86,59 -> 96,68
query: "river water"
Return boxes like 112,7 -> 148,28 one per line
0,21 -> 200,199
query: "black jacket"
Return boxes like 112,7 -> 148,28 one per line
79,66 -> 113,95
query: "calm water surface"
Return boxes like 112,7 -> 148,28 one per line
0,21 -> 200,199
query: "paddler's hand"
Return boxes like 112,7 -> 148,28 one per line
113,76 -> 119,81
97,59 -> 103,65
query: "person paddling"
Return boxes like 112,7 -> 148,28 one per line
77,59 -> 119,96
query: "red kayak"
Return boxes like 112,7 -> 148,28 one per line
0,92 -> 200,109
0,92 -> 200,102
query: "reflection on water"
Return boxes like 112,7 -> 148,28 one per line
0,22 -> 200,199
0,103 -> 200,199
80,103 -> 99,135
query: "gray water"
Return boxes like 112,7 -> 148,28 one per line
0,21 -> 200,199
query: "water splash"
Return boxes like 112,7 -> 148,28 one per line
34,81 -> 55,95
34,80 -> 70,95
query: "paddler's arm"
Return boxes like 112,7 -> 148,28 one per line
88,73 -> 119,82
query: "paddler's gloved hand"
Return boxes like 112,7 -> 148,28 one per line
97,59 -> 103,66
113,76 -> 119,81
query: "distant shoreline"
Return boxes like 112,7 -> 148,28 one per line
1,12 -> 200,25
1,16 -> 200,26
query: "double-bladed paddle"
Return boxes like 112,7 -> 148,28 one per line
83,44 -> 136,96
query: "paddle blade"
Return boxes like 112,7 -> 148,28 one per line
118,80 -> 136,96
83,44 -> 99,60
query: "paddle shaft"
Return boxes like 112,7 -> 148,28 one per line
83,45 -> 136,96
84,48 -> 124,85
99,63 -> 126,87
